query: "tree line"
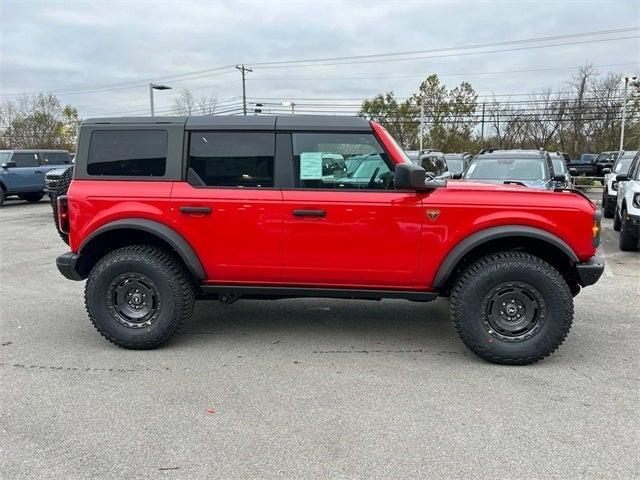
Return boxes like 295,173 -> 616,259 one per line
359,65 -> 640,158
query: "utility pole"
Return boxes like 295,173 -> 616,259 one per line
419,100 -> 424,152
235,65 -> 252,115
480,102 -> 485,143
619,75 -> 639,152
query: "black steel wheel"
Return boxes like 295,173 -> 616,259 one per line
483,282 -> 546,342
107,273 -> 161,329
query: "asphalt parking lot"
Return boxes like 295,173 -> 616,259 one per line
1,199 -> 638,479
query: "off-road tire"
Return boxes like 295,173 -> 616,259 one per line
18,192 -> 44,203
50,166 -> 73,244
85,245 -> 196,349
619,209 -> 639,251
602,190 -> 615,218
613,209 -> 622,231
450,251 -> 573,365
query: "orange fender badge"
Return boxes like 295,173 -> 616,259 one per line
426,209 -> 441,221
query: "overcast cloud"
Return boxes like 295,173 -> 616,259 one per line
0,0 -> 638,117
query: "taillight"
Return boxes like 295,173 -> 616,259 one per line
57,195 -> 69,234
592,209 -> 602,248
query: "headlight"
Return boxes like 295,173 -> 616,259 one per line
633,193 -> 640,209
611,181 -> 618,191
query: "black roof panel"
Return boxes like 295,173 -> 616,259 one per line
82,115 -> 371,132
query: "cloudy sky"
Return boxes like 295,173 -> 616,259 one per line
1,0 -> 638,118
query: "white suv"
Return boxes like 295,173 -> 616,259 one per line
614,151 -> 640,251
602,151 -> 637,218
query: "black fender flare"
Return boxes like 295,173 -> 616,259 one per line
79,218 -> 206,280
432,225 -> 579,288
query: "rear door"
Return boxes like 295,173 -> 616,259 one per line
281,131 -> 423,288
170,130 -> 283,283
8,152 -> 41,191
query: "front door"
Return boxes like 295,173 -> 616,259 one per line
7,152 -> 42,191
170,131 -> 283,283
281,132 -> 423,288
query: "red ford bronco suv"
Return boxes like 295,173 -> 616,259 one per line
55,115 -> 604,365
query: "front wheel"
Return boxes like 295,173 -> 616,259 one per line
18,192 -> 44,203
85,245 -> 196,349
450,252 -> 573,365
619,209 -> 639,251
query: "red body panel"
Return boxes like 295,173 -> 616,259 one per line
67,121 -> 598,291
169,183 -> 283,282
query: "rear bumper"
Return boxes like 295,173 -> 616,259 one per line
56,252 -> 83,281
575,254 -> 604,287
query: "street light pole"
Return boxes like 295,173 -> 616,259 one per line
619,75 -> 639,152
149,83 -> 172,116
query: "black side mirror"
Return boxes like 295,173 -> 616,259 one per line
616,173 -> 629,182
451,172 -> 463,179
601,168 -> 611,174
1,160 -> 16,169
553,173 -> 567,182
394,163 -> 432,191
569,168 -> 578,175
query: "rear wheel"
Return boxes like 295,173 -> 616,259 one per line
18,192 -> 44,203
619,209 -> 639,251
602,190 -> 615,218
450,251 -> 573,365
85,245 -> 196,349
0,188 -> 4,206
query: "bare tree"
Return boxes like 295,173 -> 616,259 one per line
173,89 -> 197,115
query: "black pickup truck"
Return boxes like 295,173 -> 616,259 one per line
568,151 -> 619,176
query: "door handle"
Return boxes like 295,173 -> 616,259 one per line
180,206 -> 212,215
292,209 -> 326,218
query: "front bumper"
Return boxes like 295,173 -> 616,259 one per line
623,212 -> 640,230
575,254 -> 605,287
56,252 -> 83,281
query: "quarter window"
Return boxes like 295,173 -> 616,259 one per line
189,132 -> 275,187
42,152 -> 71,165
87,130 -> 167,176
292,132 -> 392,190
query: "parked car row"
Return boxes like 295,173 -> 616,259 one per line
612,150 -> 640,251
0,149 -> 73,206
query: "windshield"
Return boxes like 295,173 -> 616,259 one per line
465,157 -> 546,181
445,158 -> 465,173
614,156 -> 634,174
595,152 -> 618,163
551,157 -> 567,173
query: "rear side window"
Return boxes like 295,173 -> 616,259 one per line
41,152 -> 71,165
87,130 -> 167,176
12,153 -> 39,167
189,132 -> 274,187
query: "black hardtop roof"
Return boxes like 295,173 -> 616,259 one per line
81,115 -> 371,131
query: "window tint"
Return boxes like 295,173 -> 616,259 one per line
88,130 -> 167,176
12,153 -> 39,167
42,152 -> 71,165
189,132 -> 274,187
293,132 -> 392,190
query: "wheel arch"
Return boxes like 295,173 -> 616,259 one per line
77,219 -> 205,280
433,225 -> 579,292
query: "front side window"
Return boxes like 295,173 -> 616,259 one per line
11,153 -> 39,167
189,132 -> 275,187
88,130 -> 167,176
293,132 -> 392,190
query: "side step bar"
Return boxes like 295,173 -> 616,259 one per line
199,285 -> 438,303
